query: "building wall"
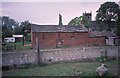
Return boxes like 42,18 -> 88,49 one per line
89,37 -> 106,46
31,32 -> 106,49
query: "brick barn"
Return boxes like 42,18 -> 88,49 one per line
31,24 -> 106,49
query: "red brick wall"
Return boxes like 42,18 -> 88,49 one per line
31,32 -> 106,48
88,37 -> 106,46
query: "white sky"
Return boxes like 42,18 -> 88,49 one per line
1,0 -> 120,25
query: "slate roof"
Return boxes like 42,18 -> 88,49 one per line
31,24 -> 88,32
91,21 -> 97,27
89,31 -> 116,37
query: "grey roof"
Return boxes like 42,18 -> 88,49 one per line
89,31 -> 116,37
91,21 -> 97,27
31,24 -> 88,32
90,21 -> 98,30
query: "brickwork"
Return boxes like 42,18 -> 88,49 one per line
31,32 -> 106,49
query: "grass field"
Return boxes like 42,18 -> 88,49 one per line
2,60 -> 118,76
2,41 -> 32,52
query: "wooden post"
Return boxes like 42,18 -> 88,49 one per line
22,34 -> 24,46
118,45 -> 120,78
36,36 -> 40,65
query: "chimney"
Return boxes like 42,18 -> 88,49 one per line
59,14 -> 63,25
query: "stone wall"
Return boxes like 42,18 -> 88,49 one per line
2,46 -> 119,66
2,52 -> 38,66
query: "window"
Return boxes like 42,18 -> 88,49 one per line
70,33 -> 75,41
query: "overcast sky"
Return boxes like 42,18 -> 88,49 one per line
1,0 -> 120,25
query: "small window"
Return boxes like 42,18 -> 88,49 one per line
70,35 -> 75,41
71,35 -> 74,38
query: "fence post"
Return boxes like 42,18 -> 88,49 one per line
36,36 -> 40,65
104,48 -> 107,59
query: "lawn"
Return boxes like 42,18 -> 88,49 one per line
2,60 -> 118,76
2,41 -> 32,52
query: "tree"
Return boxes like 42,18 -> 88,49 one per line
14,25 -> 23,35
96,2 -> 119,31
2,16 -> 18,39
20,20 -> 31,45
2,26 -> 13,38
2,16 -> 18,30
1,16 -> 31,43
20,20 -> 30,30
115,9 -> 120,36
68,16 -> 90,29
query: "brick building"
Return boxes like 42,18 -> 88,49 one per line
31,24 -> 106,49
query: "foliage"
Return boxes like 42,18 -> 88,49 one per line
1,16 -> 31,40
2,26 -> 13,38
25,33 -> 31,42
21,20 -> 30,30
92,43 -> 99,46
96,56 -> 107,62
68,16 -> 90,29
96,2 -> 119,31
1,16 -> 18,30
2,42 -> 32,51
2,16 -> 18,39
13,26 -> 23,35
115,9 -> 120,36
20,20 -> 31,37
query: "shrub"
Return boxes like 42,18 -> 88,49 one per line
93,43 -> 99,46
96,56 -> 107,62
19,63 -> 31,69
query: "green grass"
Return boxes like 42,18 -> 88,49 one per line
14,42 -> 32,50
2,41 -> 32,51
2,60 -> 118,76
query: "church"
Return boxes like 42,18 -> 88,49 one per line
31,13 -> 107,49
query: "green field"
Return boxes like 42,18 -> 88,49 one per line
2,42 -> 32,52
2,60 -> 118,76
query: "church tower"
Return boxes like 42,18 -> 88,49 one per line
83,11 -> 92,21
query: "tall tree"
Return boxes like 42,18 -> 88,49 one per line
115,9 -> 120,36
96,2 -> 119,31
14,25 -> 23,35
2,16 -> 18,39
68,16 -> 90,29
20,20 -> 31,45
20,20 -> 31,36
20,20 -> 30,30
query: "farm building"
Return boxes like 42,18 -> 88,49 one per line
30,13 -> 119,49
89,31 -> 119,46
31,24 -> 107,49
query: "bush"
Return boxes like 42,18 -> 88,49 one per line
96,56 -> 107,62
8,63 -> 32,70
93,43 -> 99,46
18,63 -> 31,69
2,42 -> 15,51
